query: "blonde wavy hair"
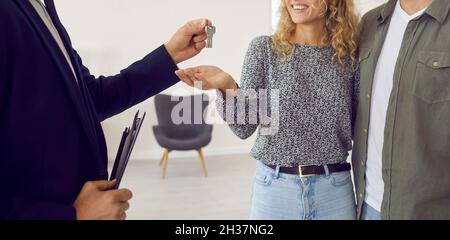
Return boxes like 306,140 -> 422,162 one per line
272,0 -> 359,63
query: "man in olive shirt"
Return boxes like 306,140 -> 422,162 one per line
354,0 -> 450,220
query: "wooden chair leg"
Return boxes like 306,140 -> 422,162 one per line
159,150 -> 167,167
161,149 -> 170,179
159,154 -> 165,166
196,149 -> 208,178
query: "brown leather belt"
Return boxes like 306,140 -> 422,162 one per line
265,162 -> 351,177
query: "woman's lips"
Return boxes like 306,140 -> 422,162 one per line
292,4 -> 309,13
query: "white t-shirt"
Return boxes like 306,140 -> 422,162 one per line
365,1 -> 427,211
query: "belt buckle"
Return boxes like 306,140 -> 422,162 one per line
298,165 -> 315,178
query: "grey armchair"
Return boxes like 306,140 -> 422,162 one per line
153,94 -> 213,178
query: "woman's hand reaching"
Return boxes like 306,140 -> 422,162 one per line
175,66 -> 238,97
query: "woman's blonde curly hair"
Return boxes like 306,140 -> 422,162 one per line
272,0 -> 359,63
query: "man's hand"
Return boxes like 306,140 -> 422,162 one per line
165,19 -> 211,64
73,180 -> 133,220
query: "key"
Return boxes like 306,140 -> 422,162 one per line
205,25 -> 216,48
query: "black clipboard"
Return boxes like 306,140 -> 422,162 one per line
109,111 -> 146,189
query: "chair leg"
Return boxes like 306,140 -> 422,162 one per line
161,149 -> 170,179
159,154 -> 165,166
196,149 -> 208,178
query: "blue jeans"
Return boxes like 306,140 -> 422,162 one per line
250,161 -> 356,220
361,202 -> 381,220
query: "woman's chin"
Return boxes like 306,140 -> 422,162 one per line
291,17 -> 324,26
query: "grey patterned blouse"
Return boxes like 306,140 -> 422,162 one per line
216,36 -> 359,167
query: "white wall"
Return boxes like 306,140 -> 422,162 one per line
56,0 -> 388,161
357,0 -> 388,14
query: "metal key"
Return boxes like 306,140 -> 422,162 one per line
205,25 -> 216,48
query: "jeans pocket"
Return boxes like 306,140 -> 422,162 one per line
331,171 -> 352,187
254,171 -> 272,186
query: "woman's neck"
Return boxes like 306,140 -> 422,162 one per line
290,21 -> 327,47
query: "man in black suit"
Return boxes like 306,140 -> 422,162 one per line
0,0 -> 210,220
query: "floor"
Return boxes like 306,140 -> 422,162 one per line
115,154 -> 256,220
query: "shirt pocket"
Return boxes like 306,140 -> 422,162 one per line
413,51 -> 450,104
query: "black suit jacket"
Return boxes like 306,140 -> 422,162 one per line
0,0 -> 179,219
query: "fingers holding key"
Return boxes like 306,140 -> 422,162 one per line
193,33 -> 208,43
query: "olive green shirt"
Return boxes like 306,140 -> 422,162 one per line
354,0 -> 450,220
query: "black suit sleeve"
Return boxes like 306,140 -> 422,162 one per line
77,45 -> 180,121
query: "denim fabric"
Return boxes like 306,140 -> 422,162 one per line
250,161 -> 356,220
361,202 -> 382,220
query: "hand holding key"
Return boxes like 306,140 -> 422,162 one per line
165,19 -> 212,64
